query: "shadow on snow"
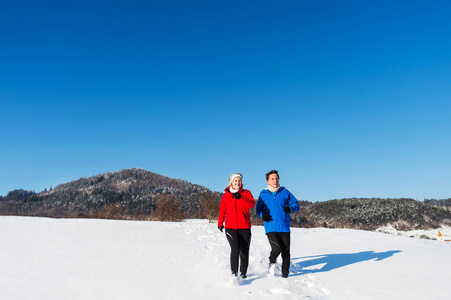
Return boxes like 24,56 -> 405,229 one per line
290,250 -> 402,275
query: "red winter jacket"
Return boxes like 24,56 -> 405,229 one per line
218,187 -> 255,229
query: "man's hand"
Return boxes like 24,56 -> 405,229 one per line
262,214 -> 272,222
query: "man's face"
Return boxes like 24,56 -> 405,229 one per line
267,173 -> 279,188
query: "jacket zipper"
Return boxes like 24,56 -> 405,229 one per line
235,195 -> 239,228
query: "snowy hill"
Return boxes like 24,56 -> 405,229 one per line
0,168 -> 220,219
1,216 -> 450,299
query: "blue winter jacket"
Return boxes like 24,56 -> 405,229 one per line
256,187 -> 300,234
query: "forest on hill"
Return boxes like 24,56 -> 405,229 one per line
0,168 -> 221,221
1,168 -> 450,231
296,197 -> 451,230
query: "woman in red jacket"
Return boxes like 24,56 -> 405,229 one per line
218,172 -> 255,279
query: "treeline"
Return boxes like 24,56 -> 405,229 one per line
289,198 -> 451,230
1,169 -> 451,231
0,168 -> 222,221
424,198 -> 451,207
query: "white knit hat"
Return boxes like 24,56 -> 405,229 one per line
229,173 -> 243,184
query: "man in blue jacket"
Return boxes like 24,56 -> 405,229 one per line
256,170 -> 299,278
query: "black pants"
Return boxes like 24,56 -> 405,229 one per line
267,232 -> 291,276
225,228 -> 251,276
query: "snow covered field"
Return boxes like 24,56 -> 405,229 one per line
1,216 -> 450,300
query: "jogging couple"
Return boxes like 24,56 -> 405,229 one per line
217,170 -> 300,280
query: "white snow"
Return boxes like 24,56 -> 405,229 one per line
1,216 -> 450,299
376,223 -> 451,240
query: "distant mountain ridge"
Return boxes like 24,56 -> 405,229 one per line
0,168 -> 221,220
55,167 -> 210,196
1,168 -> 450,232
290,197 -> 451,231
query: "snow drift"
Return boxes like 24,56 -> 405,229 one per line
1,216 -> 450,299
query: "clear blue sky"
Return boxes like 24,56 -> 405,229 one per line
1,0 -> 450,202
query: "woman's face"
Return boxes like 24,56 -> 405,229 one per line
231,177 -> 242,190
